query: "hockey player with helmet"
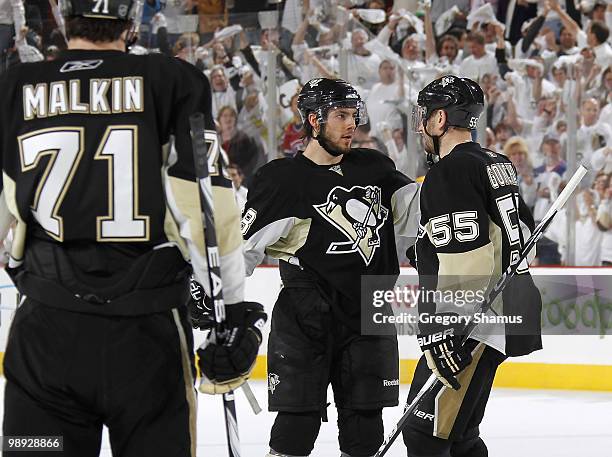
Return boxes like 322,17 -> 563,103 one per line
403,75 -> 542,457
0,1 -> 265,455
241,78 -> 420,457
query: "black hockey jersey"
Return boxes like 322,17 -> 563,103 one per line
416,142 -> 542,356
242,148 -> 420,331
0,49 -> 244,306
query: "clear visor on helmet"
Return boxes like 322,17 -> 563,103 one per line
411,105 -> 427,133
130,0 -> 144,26
304,100 -> 368,127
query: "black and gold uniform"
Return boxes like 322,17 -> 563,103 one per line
242,78 -> 420,457
403,76 -> 542,457
0,2 -> 245,456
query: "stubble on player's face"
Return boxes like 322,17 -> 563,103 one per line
419,116 -> 435,154
324,107 -> 358,153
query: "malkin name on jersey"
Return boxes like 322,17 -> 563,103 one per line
22,76 -> 143,120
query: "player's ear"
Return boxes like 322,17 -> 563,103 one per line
436,109 -> 448,129
309,112 -> 319,135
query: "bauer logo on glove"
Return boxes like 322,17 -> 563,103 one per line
417,313 -> 472,390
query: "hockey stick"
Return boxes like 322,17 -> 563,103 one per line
188,113 -> 263,415
375,164 -> 588,457
190,112 -> 269,456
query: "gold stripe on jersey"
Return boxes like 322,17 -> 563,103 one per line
166,176 -> 205,254
163,204 -> 190,259
212,186 -> 243,257
433,343 -> 486,439
487,217 -> 504,315
2,173 -> 27,262
171,309 -> 197,457
265,217 -> 312,263
436,242 -> 495,277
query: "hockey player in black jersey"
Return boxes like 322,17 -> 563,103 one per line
402,75 -> 542,457
0,1 -> 265,456
241,78 -> 420,457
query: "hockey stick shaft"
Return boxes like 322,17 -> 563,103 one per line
190,113 -> 240,457
189,113 -> 263,415
375,165 -> 588,457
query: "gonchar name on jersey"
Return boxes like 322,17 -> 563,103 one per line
415,141 -> 542,357
241,148 -> 420,331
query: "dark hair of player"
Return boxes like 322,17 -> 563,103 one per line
66,17 -> 130,42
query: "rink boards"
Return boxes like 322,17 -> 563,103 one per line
0,267 -> 610,391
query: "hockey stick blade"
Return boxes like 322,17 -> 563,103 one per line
241,382 -> 262,415
375,165 -> 588,457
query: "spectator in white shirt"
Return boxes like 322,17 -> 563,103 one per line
459,31 -> 499,82
577,97 -> 612,165
558,25 -> 582,55
346,28 -> 382,92
209,66 -> 237,119
504,136 -> 537,209
596,179 -> 612,266
227,163 -> 248,213
587,21 -> 612,69
575,188 -> 603,266
366,59 -> 410,136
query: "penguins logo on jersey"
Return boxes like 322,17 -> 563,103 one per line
314,185 -> 389,265
268,373 -> 281,394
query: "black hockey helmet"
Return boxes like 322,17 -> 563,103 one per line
412,75 -> 484,131
59,0 -> 143,21
297,78 -> 368,130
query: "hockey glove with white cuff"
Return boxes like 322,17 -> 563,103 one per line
197,301 -> 267,394
417,313 -> 472,391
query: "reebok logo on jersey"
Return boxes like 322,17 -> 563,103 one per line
313,185 -> 389,266
383,379 -> 399,387
60,60 -> 103,73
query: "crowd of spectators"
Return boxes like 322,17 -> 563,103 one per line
1,0 -> 611,266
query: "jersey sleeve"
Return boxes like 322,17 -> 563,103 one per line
368,149 -> 421,244
162,60 -> 245,304
389,171 -> 420,244
241,163 -> 297,276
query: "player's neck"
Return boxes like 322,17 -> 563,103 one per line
68,38 -> 126,52
439,132 -> 473,159
303,139 -> 343,165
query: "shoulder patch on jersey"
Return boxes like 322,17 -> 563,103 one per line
483,148 -> 497,158
313,185 -> 389,266
59,60 -> 103,73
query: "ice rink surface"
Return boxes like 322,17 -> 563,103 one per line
161,382 -> 612,457
3,380 -> 604,457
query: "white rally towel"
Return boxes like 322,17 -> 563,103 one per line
467,3 -> 505,31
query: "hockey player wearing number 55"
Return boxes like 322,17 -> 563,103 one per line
241,78 -> 420,457
402,76 -> 542,457
0,1 -> 265,456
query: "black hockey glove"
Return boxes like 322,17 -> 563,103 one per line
417,313 -> 472,391
197,301 -> 267,394
187,276 -> 215,330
